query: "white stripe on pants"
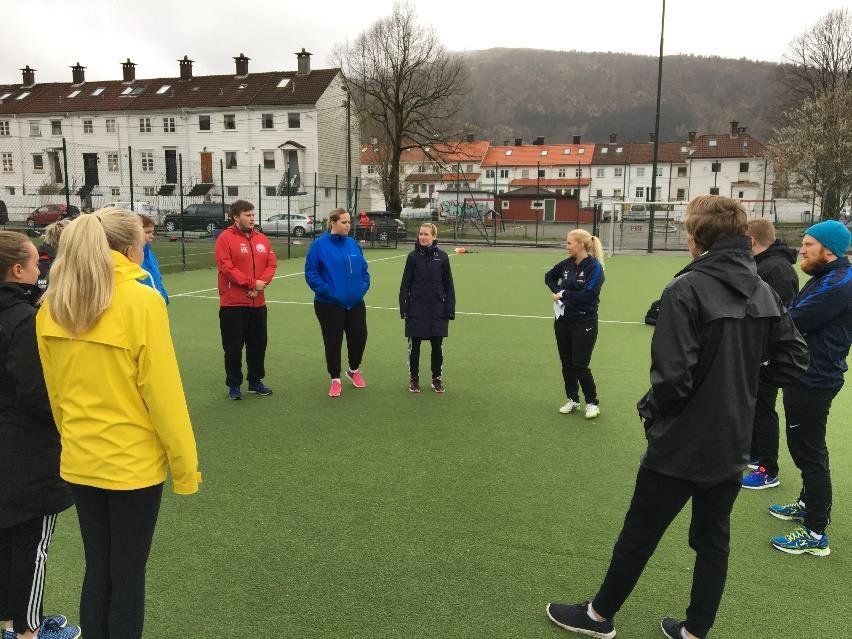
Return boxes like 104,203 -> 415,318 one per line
26,513 -> 57,631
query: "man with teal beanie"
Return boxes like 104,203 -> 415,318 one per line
770,220 -> 851,556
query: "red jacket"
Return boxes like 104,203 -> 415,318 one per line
215,224 -> 278,307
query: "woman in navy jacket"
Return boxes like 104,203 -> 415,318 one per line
305,209 -> 371,397
544,229 -> 606,419
399,223 -> 455,393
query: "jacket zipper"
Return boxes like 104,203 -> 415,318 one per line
248,229 -> 257,307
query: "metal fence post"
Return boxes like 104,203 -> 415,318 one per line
179,154 -> 185,270
335,174 -> 338,208
257,164 -> 262,229
128,146 -> 134,212
61,138 -> 70,211
313,172 -> 318,237
219,159 -> 226,221
286,170 -> 291,259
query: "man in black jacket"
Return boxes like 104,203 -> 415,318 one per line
546,196 -> 808,639
742,219 -> 800,489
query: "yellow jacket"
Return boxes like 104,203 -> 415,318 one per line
36,251 -> 200,494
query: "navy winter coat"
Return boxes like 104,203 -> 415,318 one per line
544,254 -> 605,321
399,241 -> 456,338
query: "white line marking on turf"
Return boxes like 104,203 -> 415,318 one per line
169,253 -> 406,298
173,294 -> 643,324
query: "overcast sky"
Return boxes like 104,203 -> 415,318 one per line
2,0 -> 848,84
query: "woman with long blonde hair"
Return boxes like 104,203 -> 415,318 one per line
544,229 -> 606,419
36,208 -> 200,639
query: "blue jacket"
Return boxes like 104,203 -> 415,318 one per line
545,254 -> 605,321
140,243 -> 169,305
305,232 -> 370,310
788,256 -> 851,390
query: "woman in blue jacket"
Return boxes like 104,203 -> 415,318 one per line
544,229 -> 605,419
138,215 -> 168,305
305,209 -> 371,397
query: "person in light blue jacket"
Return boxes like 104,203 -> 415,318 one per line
138,215 -> 169,305
305,209 -> 370,397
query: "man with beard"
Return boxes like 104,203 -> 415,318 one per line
770,220 -> 851,556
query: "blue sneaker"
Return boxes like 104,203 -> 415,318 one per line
769,501 -> 806,521
228,386 -> 242,400
247,381 -> 273,396
42,616 -> 68,629
742,467 -> 780,490
3,615 -> 71,639
771,526 -> 830,556
3,629 -> 14,639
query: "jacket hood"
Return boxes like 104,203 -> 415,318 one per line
756,239 -> 797,266
112,250 -> 149,283
0,282 -> 40,310
677,236 -> 759,299
38,244 -> 57,260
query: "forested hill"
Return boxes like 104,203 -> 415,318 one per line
458,48 -> 780,144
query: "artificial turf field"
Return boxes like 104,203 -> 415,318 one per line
43,246 -> 850,638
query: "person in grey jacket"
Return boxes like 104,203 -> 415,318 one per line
545,196 -> 808,639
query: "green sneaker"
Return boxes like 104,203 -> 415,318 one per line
771,526 -> 830,556
769,501 -> 806,522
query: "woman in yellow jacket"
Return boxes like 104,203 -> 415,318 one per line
36,208 -> 200,639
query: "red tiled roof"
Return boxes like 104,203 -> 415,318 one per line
509,178 -> 592,187
406,173 -> 480,182
0,69 -> 339,115
482,144 -> 595,167
360,141 -> 490,165
499,186 -> 559,198
592,142 -> 689,165
689,133 -> 766,158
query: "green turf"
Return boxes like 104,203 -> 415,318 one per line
43,248 -> 850,637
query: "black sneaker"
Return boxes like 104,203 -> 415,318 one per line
409,376 -> 421,393
546,602 -> 616,638
660,617 -> 686,638
431,376 -> 445,393
248,381 -> 273,396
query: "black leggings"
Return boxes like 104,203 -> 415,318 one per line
554,317 -> 598,404
408,337 -> 444,378
314,301 -> 368,379
70,483 -> 163,639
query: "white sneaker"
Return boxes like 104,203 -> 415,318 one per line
559,400 -> 581,414
585,404 -> 601,419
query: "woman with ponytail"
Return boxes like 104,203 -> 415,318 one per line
544,229 -> 606,419
36,208 -> 200,639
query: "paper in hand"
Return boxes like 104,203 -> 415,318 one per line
554,299 -> 565,319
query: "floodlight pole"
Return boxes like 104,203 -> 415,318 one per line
647,0 -> 666,253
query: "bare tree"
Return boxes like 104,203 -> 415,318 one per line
333,1 -> 467,214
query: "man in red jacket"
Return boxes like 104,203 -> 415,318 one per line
214,200 -> 277,400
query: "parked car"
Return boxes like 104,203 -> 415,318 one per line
624,204 -> 649,221
362,211 -> 407,242
102,200 -> 161,223
163,202 -> 228,233
258,213 -> 320,237
26,204 -> 80,228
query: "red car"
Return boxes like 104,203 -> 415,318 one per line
26,203 -> 80,228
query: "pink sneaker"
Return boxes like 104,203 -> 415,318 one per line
345,370 -> 366,388
328,379 -> 342,397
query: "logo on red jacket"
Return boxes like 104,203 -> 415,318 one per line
256,243 -> 267,253
240,243 -> 249,254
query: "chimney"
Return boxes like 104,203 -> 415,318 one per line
121,58 -> 137,83
71,62 -> 86,85
572,135 -> 581,144
533,136 -> 545,145
730,120 -> 739,137
465,133 -> 475,143
20,65 -> 35,88
296,48 -> 312,75
688,131 -> 697,143
514,137 -> 523,146
503,139 -> 509,146
609,133 -> 617,143
234,53 -> 250,78
178,55 -> 194,81
738,126 -> 748,135
649,132 -> 656,143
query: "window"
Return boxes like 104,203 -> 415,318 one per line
466,164 -> 474,172
739,162 -> 749,173
67,90 -> 80,98
531,200 -> 544,209
635,187 -> 645,199
107,153 -> 119,172
199,115 -> 211,131
143,186 -> 156,196
224,114 -> 236,130
614,167 -> 623,177
227,186 -> 239,196
501,200 -> 509,210
287,112 -> 300,128
656,167 -> 663,177
613,188 -> 622,198
417,164 -> 426,173
521,169 -> 529,179
563,148 -> 571,155
121,87 -> 133,95
676,188 -> 686,200
51,120 -> 62,135
432,164 -> 440,173
636,167 -> 646,177
677,166 -> 687,177
710,187 -> 720,195
92,87 -> 105,96
601,147 -> 608,154
29,121 -> 41,137
505,149 -> 512,156
595,189 -> 603,198
277,78 -> 291,88
163,117 -> 176,133
708,139 -> 717,147
106,119 -> 116,133
225,152 -> 237,169
139,118 -> 151,133
83,119 -> 93,134
130,87 -> 144,96
595,168 -> 604,178
485,169 -> 495,178
0,121 -> 8,136
265,186 -> 276,197
0,93 -> 10,101
4,187 -> 14,195
538,169 -> 545,178
2,153 -> 13,172
499,169 -> 509,179
420,184 -> 428,193
540,150 -> 548,157
738,190 -> 745,198
263,151 -> 275,170
156,85 -> 171,95
575,168 -> 582,177
111,187 -> 121,197
578,148 -> 585,154
32,154 -> 44,172
558,168 -> 566,178
367,165 -> 375,174
141,152 -> 154,172
16,92 -> 30,100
